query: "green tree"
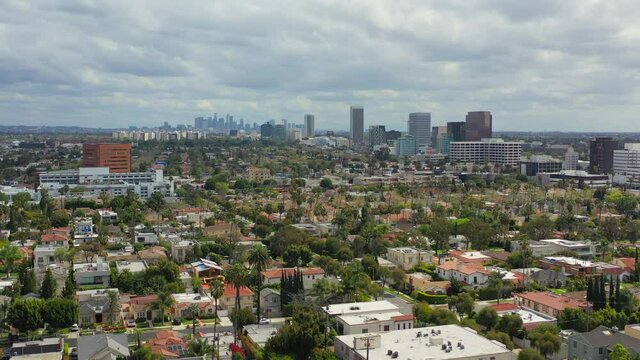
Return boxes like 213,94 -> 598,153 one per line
427,216 -> 451,262
529,324 -> 561,358
152,292 -> 175,326
61,266 -> 76,299
496,314 -> 523,338
146,192 -> 166,238
247,245 -> 270,321
225,263 -> 250,343
485,331 -> 514,350
518,348 -> 544,360
390,267 -> 406,290
609,344 -> 632,360
7,299 -> 43,333
41,298 -> 78,329
448,292 -> 475,318
0,245 -> 22,278
188,338 -> 212,357
18,265 -> 37,295
283,245 -> 314,267
40,267 -> 57,299
476,306 -> 499,330
209,279 -> 224,360
319,178 -> 333,189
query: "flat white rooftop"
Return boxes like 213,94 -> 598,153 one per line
497,307 -> 556,325
338,311 -> 407,326
540,239 -> 590,248
335,324 -> 512,360
544,256 -> 593,267
325,301 -> 398,316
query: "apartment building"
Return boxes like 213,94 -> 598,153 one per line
386,247 -> 433,270
450,138 -> 522,165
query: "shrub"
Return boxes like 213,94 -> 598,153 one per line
414,291 -> 447,304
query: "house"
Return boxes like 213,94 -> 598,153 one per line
171,293 -> 216,318
450,250 -> 492,264
134,232 -> 159,246
147,330 -> 190,358
406,273 -> 449,294
511,239 -> 596,258
335,311 -> 414,335
77,288 -> 120,326
74,259 -> 111,286
73,217 -> 99,245
189,258 -> 223,280
40,233 -> 68,248
529,269 -> 570,288
10,337 -> 63,360
490,303 -> 557,330
612,257 -> 636,280
97,209 -> 118,224
259,288 -> 282,318
124,294 -> 161,322
220,283 -> 254,310
261,267 -> 331,291
515,291 -> 590,318
568,325 -> 640,360
171,239 -> 198,263
115,260 -> 147,274
539,256 -> 597,277
386,247 -> 433,270
34,245 -> 60,269
137,246 -> 168,264
77,333 -> 130,360
436,261 -> 492,288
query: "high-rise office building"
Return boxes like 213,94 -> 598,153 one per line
465,111 -> 492,141
431,126 -> 448,153
260,123 -> 273,138
83,143 -> 132,173
350,106 -> 364,144
613,143 -> 640,188
368,125 -> 386,148
304,114 -> 315,138
273,124 -> 287,140
194,117 -> 206,129
563,147 -> 579,170
386,130 -> 402,141
407,113 -> 431,147
447,122 -> 466,142
590,137 -> 619,174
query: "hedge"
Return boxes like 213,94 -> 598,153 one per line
414,291 -> 447,304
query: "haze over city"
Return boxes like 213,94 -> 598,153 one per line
1,1 -> 639,131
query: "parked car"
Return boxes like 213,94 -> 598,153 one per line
126,319 -> 136,328
259,318 -> 271,325
70,324 -> 80,332
70,347 -> 78,360
172,318 -> 182,326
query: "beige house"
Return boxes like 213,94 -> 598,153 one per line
220,283 -> 255,310
245,167 -> 272,183
386,247 -> 433,270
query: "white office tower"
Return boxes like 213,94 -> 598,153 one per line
613,143 -> 640,189
563,147 -> 579,170
304,114 -> 315,138
408,113 -> 431,147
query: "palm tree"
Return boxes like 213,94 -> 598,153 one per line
188,303 -> 200,337
188,338 -> 212,357
224,263 -> 249,344
247,245 -> 270,321
152,292 -> 175,326
209,279 -> 224,360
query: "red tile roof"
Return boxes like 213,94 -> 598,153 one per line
41,233 -> 67,242
437,261 -> 492,276
261,267 -> 325,279
616,258 -> 636,272
391,314 -> 415,322
224,283 -> 255,297
517,291 -> 590,311
490,303 -> 519,312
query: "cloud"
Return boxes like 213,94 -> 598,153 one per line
0,0 -> 638,131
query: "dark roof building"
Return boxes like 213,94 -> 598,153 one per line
568,325 -> 640,360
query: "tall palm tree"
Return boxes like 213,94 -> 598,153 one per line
188,338 -> 212,357
209,279 -> 224,360
224,263 -> 249,344
188,303 -> 200,337
247,245 -> 270,321
152,292 -> 175,326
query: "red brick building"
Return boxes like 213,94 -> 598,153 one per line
83,143 -> 132,173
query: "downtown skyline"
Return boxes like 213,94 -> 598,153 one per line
1,1 -> 639,132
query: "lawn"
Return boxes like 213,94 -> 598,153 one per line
550,288 -> 568,295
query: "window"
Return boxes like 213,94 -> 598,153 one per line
362,329 -> 368,333
383,325 -> 390,331
599,348 -> 604,354
573,341 -> 577,348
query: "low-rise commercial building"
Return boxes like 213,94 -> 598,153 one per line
334,324 -> 516,360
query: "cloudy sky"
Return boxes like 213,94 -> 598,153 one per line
1,0 -> 639,131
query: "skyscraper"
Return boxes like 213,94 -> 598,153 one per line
465,111 -> 492,141
590,137 -> 619,174
407,113 -> 431,147
431,126 -> 448,154
350,106 -> 364,144
447,122 -> 466,142
304,114 -> 315,138
368,125 -> 386,148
